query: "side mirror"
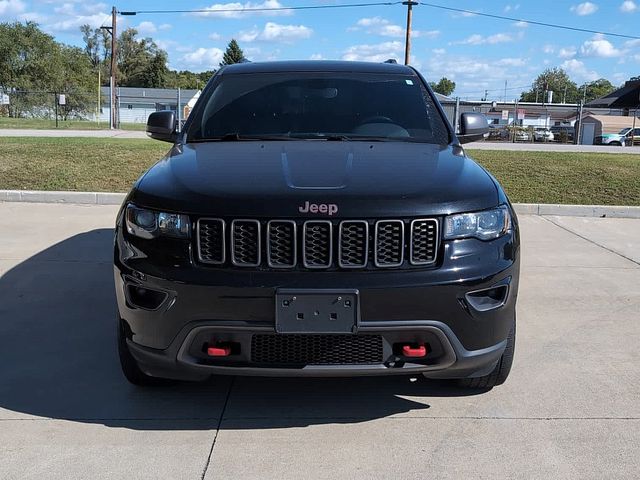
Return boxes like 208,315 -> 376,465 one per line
146,111 -> 177,143
457,112 -> 489,144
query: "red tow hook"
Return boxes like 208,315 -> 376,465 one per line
402,344 -> 428,358
207,343 -> 232,357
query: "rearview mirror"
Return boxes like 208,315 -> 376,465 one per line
457,113 -> 489,144
146,111 -> 177,143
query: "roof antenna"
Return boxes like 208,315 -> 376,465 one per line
383,59 -> 398,64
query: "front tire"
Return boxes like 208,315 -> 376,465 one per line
117,317 -> 166,386
456,321 -> 515,390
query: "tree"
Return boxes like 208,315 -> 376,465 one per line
219,39 -> 245,67
0,22 -> 61,117
429,77 -> 456,96
53,45 -> 96,120
520,68 -> 578,103
116,28 -> 168,87
579,78 -> 616,103
165,70 -> 216,89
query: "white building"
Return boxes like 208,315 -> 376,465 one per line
99,87 -> 200,125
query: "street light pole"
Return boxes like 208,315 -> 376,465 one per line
403,1 -> 418,65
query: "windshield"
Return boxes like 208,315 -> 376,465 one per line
186,72 -> 450,144
618,128 -> 631,135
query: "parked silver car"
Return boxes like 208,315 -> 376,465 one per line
533,128 -> 554,142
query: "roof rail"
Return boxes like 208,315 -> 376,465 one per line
383,59 -> 398,64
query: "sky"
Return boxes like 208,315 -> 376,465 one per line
1,0 -> 639,100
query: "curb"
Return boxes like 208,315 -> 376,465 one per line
0,190 -> 126,205
512,203 -> 640,218
1,190 -> 639,218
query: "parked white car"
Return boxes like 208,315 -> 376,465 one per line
514,130 -> 530,142
533,128 -> 554,142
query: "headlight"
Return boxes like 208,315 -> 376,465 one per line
444,206 -> 511,241
125,204 -> 190,239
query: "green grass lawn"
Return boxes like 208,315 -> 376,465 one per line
0,117 -> 147,131
0,137 -> 638,205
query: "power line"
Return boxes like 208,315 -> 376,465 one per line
120,2 -> 402,16
455,84 -> 532,96
419,2 -> 640,40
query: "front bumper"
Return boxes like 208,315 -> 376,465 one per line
114,219 -> 519,380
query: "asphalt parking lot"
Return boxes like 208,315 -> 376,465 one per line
0,202 -> 638,480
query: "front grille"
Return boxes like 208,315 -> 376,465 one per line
197,218 -> 225,264
339,221 -> 368,268
251,334 -> 383,365
410,219 -> 438,265
196,217 -> 439,270
303,221 -> 332,268
231,220 -> 261,266
375,220 -> 404,267
267,220 -> 297,268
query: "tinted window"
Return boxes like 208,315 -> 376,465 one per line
187,72 -> 449,144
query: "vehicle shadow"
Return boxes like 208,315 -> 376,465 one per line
0,229 -> 486,431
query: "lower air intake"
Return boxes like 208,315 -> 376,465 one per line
251,334 -> 383,365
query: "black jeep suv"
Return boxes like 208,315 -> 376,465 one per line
115,60 -> 519,389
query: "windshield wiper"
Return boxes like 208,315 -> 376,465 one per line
191,133 -> 297,142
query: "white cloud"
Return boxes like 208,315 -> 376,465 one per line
495,57 -> 526,67
192,1 -> 292,18
570,2 -> 598,15
454,32 -> 514,45
342,41 -> 403,62
136,21 -> 157,35
543,44 -> 555,54
238,22 -> 312,43
309,53 -> 324,60
579,34 -> 622,57
558,46 -> 577,59
182,47 -> 224,70
0,0 -> 25,16
47,13 -> 110,32
349,17 -> 438,38
432,48 -> 446,55
159,24 -> 172,31
561,59 -> 599,82
513,21 -> 528,28
504,4 -> 520,12
209,32 -> 222,40
620,1 -> 638,12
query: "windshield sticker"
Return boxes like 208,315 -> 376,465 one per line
405,79 -> 414,85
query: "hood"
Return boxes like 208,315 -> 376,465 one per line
131,141 -> 499,218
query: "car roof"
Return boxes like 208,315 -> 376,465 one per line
220,60 -> 415,75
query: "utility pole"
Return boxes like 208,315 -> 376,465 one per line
403,1 -> 418,65
110,6 -> 117,130
100,8 -> 118,129
504,80 -> 507,103
576,85 -> 587,145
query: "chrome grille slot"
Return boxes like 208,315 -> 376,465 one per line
197,218 -> 225,264
410,219 -> 439,265
374,220 -> 404,267
339,220 -> 369,268
231,220 -> 261,267
267,220 -> 297,268
303,221 -> 333,268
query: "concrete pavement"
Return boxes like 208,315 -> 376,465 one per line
466,141 -> 640,154
1,128 -> 639,153
0,203 -> 638,479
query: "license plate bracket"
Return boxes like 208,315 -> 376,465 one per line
275,289 -> 359,334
